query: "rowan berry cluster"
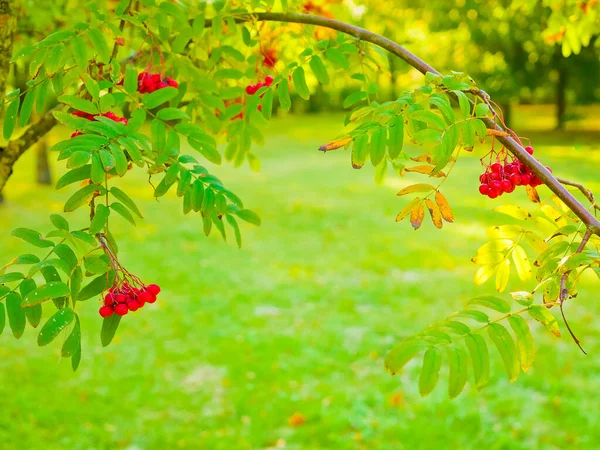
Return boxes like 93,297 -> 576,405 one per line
478,146 -> 548,198
137,71 -> 178,93
99,282 -> 161,317
245,75 -> 274,95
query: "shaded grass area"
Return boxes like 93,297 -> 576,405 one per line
0,112 -> 599,449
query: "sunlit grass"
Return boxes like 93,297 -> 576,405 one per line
0,111 -> 599,449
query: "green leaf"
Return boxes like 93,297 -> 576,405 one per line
411,110 -> 446,130
143,87 -> 179,109
84,255 -> 110,274
475,103 -> 491,118
110,202 -> 136,225
157,108 -> 190,121
369,128 -> 386,167
124,64 -> 138,93
58,95 -> 98,115
309,55 -> 329,85
191,180 -> 205,212
453,90 -> 471,118
71,35 -> 88,68
3,97 -> 19,140
101,314 -> 122,347
464,334 -> 490,390
226,215 -> 242,248
12,228 -> 55,248
99,149 -> 116,172
466,295 -> 511,313
528,305 -> 561,337
53,243 -> 78,270
387,116 -> 404,159
64,184 -> 102,212
292,67 -> 310,100
109,187 -> 143,218
19,87 -> 36,127
14,254 -> 40,265
62,316 -> 81,357
277,79 -> 291,112
488,323 -> 520,382
89,28 -> 111,63
89,204 -> 110,234
201,187 -> 215,216
72,346 -> 81,371
325,47 -> 349,68
28,259 -> 71,278
70,266 -> 83,303
188,137 -> 222,165
6,293 -> 26,338
0,272 -> 24,283
343,91 -> 367,109
447,345 -> 468,398
508,315 -> 535,372
261,89 -> 273,119
22,282 -> 70,307
78,271 -> 116,301
37,308 -> 76,346
236,209 -> 261,226
0,303 -> 5,336
56,165 -> 91,190
384,339 -> 428,375
419,347 -> 442,397
50,214 -> 69,232
351,134 -> 369,169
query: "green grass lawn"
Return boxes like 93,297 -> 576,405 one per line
0,112 -> 599,450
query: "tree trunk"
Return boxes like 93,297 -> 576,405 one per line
556,65 -> 568,130
36,139 -> 52,185
0,0 -> 16,205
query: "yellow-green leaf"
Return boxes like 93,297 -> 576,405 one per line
508,315 -> 535,372
488,323 -> 520,382
419,347 -> 442,397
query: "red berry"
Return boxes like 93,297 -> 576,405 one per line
489,171 -> 501,181
127,300 -> 141,311
246,84 -> 258,95
502,180 -> 515,193
530,176 -> 543,187
487,189 -> 499,199
147,284 -> 161,296
521,174 -> 531,185
479,184 -> 490,195
116,294 -> 127,303
479,173 -> 488,184
114,303 -> 129,316
265,76 -> 274,85
490,180 -> 503,192
509,174 -> 522,186
525,146 -> 534,155
104,293 -> 115,306
138,291 -> 153,303
490,162 -> 502,173
99,305 -> 114,318
146,293 -> 157,304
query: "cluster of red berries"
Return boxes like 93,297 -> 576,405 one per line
98,282 -> 161,318
479,146 -> 549,198
137,71 -> 178,93
245,75 -> 274,95
71,110 -> 128,137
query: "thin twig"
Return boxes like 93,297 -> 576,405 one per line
557,228 -> 592,353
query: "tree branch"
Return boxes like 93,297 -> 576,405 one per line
211,12 -> 600,236
0,110 -> 58,194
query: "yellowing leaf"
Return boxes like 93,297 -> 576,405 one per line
435,191 -> 454,223
397,183 -> 435,196
486,225 -> 523,239
528,305 -> 561,337
512,245 -> 532,281
524,232 -> 548,254
474,265 -> 495,285
541,205 -> 568,227
471,252 -> 504,265
493,205 -> 531,220
495,259 -> 510,292
396,197 -> 421,223
425,199 -> 443,229
404,165 -> 445,178
410,202 -> 425,230
477,239 -> 513,254
318,136 -> 351,152
525,185 -> 540,203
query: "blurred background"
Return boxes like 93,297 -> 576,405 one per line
1,0 -> 600,449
